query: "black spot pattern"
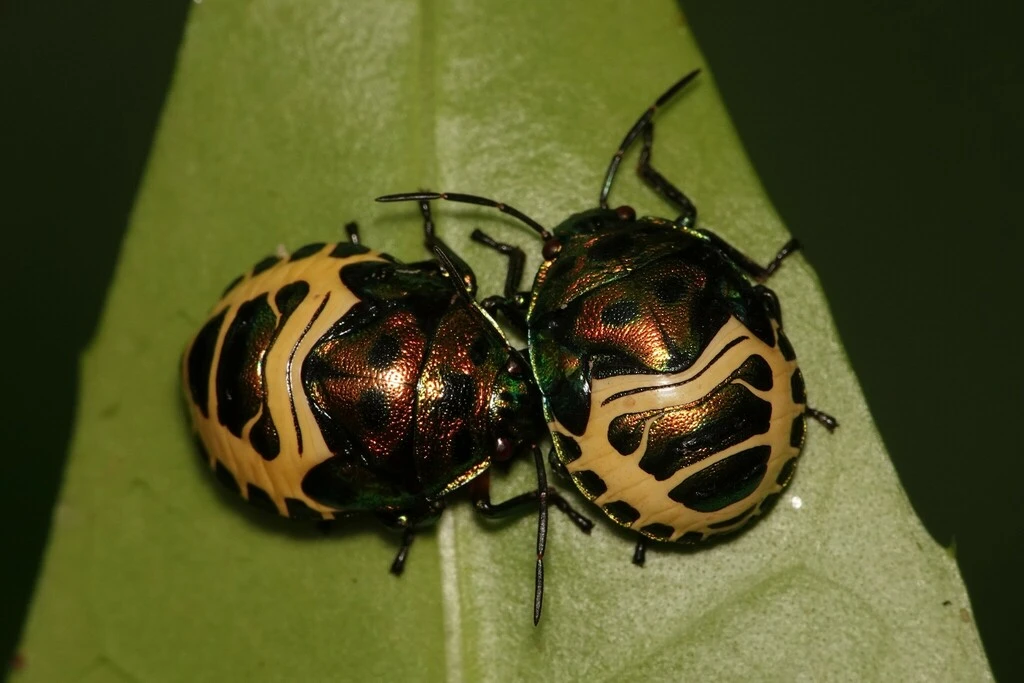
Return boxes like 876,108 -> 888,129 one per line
707,504 -> 756,530
368,333 -> 401,368
437,372 -> 475,417
573,470 -> 608,498
790,415 -> 806,447
221,274 -> 244,297
187,310 -> 226,418
249,409 -> 280,460
214,460 -> 240,495
736,355 -> 773,391
358,389 -> 390,431
552,433 -> 582,463
246,483 -> 279,514
776,456 -> 798,487
777,330 -> 796,361
668,445 -> 771,512
290,243 -> 326,261
758,491 -> 782,515
329,242 -> 371,258
600,299 -> 640,327
469,334 -> 491,366
653,274 -> 687,304
275,281 -> 309,317
678,531 -> 704,544
285,497 -> 323,520
301,455 -> 360,509
791,369 -> 807,404
252,255 -> 281,275
640,523 -> 674,540
216,295 -> 276,437
603,500 -> 641,525
632,388 -> 773,481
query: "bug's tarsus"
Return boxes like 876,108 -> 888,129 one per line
807,407 -> 839,432
376,191 -> 552,241
471,229 -> 527,299
632,537 -> 647,567
316,519 -> 335,535
390,528 -> 416,576
345,221 -> 361,244
599,69 -> 701,209
697,231 -> 802,282
762,238 -> 802,281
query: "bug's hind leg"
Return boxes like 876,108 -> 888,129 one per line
344,221 -> 361,244
632,537 -> 648,567
637,122 -> 698,229
390,528 -> 416,576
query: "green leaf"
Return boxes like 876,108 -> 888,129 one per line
18,1 -> 990,681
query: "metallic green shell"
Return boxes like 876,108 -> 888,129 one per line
528,210 -> 807,542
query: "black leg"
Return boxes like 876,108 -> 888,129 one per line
807,407 -> 839,432
480,296 -> 529,336
390,528 -> 415,576
632,537 -> 647,567
637,122 -> 697,228
471,229 -> 526,299
699,230 -> 802,283
417,199 -> 479,296
470,448 -> 593,624
472,228 -> 531,335
344,221 -> 360,244
599,69 -> 701,208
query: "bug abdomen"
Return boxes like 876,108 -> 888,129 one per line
551,316 -> 806,541
183,246 -> 385,520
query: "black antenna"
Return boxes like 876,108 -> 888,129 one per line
430,245 -> 476,306
599,69 -> 701,208
377,191 -> 552,242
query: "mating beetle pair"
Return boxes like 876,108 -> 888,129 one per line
182,69 -> 835,624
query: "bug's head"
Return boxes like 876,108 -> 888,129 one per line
544,206 -> 638,259
489,350 -> 544,462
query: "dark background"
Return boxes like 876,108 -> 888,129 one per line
1,0 -> 1019,679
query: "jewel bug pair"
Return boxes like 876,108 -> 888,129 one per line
378,69 -> 837,564
182,203 -> 592,624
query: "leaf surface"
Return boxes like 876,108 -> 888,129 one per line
18,1 -> 990,681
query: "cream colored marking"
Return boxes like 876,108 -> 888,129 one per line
552,316 -> 804,541
183,247 -> 386,518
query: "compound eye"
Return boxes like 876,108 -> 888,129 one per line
615,205 -> 636,221
495,436 -> 514,461
542,239 -> 562,260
